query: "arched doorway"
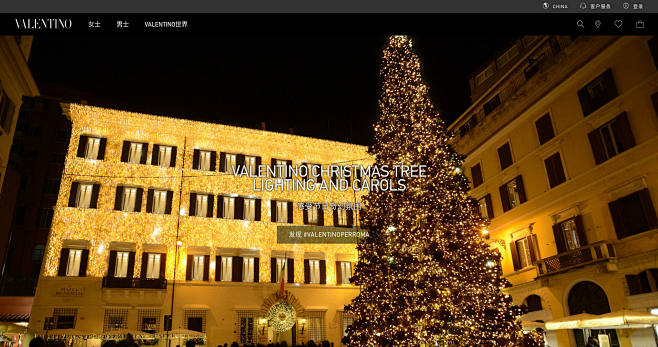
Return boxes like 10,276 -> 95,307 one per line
259,290 -> 305,346
567,281 -> 619,347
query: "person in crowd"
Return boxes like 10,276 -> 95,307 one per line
30,337 -> 46,347
586,336 -> 600,347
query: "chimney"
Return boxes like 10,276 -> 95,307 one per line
289,128 -> 295,134
261,122 -> 266,130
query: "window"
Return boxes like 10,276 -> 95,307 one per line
276,258 -> 288,283
544,152 -> 566,188
44,179 -> 61,194
25,125 -> 43,137
36,208 -> 54,228
152,190 -> 168,214
245,156 -> 256,175
477,195 -> 493,221
66,250 -> 82,276
20,175 -> 29,191
0,91 -> 16,133
239,317 -> 255,344
499,176 -> 526,213
588,113 -> 635,165
23,148 -> 37,159
339,262 -> 351,284
54,308 -> 78,329
459,115 -> 478,137
56,130 -> 69,143
337,209 -> 348,226
192,255 -> 204,281
184,311 -> 206,333
199,150 -> 212,171
114,252 -> 130,278
497,45 -> 519,68
122,188 -> 138,212
220,257 -> 232,281
244,198 -> 255,221
626,269 -> 658,296
223,197 -> 235,219
242,257 -> 255,282
524,295 -> 543,312
157,146 -> 173,167
561,219 -> 581,250
309,260 -> 320,284
76,183 -> 94,208
515,237 -> 534,269
471,163 -> 483,188
506,180 -> 521,209
308,207 -> 318,224
522,35 -> 539,47
104,309 -> 128,332
85,137 -> 101,159
608,188 -> 658,239
13,206 -> 26,225
127,143 -> 143,164
308,311 -> 325,342
145,254 -> 161,279
342,315 -> 354,338
535,113 -> 555,145
497,142 -> 513,170
224,154 -> 237,173
138,310 -> 161,334
34,101 -> 45,111
276,201 -> 288,223
483,94 -> 501,116
33,245 -> 46,261
276,159 -> 287,178
475,65 -> 494,86
51,152 -> 66,164
578,69 -> 618,117
195,194 -> 208,217
552,215 -> 587,254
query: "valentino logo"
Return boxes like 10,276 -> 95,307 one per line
15,19 -> 72,29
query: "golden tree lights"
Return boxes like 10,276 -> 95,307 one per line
44,104 -> 371,284
343,36 -> 544,346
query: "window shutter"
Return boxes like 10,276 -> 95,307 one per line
331,171 -> 337,186
254,258 -> 259,283
615,112 -> 636,151
638,188 -> 658,230
90,184 -> 100,209
114,186 -> 124,211
207,195 -> 214,218
189,193 -> 197,217
318,206 -> 325,226
98,138 -> 107,160
301,163 -> 309,181
193,149 -> 200,170
574,215 -> 589,246
255,156 -> 261,173
219,152 -> 226,172
58,249 -> 70,276
203,255 -> 209,281
287,259 -> 294,284
485,194 -> 494,220
134,188 -> 143,212
216,256 -> 222,282
602,69 -> 618,102
165,191 -> 174,214
270,158 -> 277,178
141,253 -> 149,279
314,164 -> 322,184
544,155 -> 557,188
232,256 -> 243,282
303,209 -> 308,224
608,199 -> 627,239
304,259 -> 310,284
333,209 -> 339,227
471,164 -> 483,188
652,93 -> 658,119
271,200 -> 277,222
336,261 -> 342,285
140,143 -> 148,164
498,143 -> 513,170
271,258 -> 277,283
170,146 -> 177,168
210,151 -> 217,171
287,202 -> 293,224
516,176 -> 527,204
319,260 -> 326,284
68,182 -> 79,207
286,160 -> 293,179
79,249 -> 89,277
499,184 -> 510,213
217,196 -> 224,218
626,274 -> 642,295
108,251 -> 118,278
255,198 -> 261,221
159,253 -> 167,279
510,241 -> 520,271
146,189 -> 154,213
552,223 -> 568,254
355,168 -> 362,189
578,87 -> 594,117
527,236 -> 537,264
236,154 -> 245,172
588,129 -> 607,165
554,153 -> 566,186
347,210 -> 354,227
76,136 -> 88,158
535,114 -> 555,145
127,252 -> 136,278
121,141 -> 130,162
151,144 -> 160,165
235,197 -> 244,220
186,255 -> 193,280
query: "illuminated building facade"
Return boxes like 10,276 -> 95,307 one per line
450,35 -> 658,346
29,104 -> 369,346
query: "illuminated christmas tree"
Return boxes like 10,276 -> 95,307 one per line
343,36 -> 544,346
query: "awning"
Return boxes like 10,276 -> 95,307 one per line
546,313 -> 598,330
0,314 -> 29,322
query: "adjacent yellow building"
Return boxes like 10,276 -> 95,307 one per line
29,104 -> 370,346
449,35 -> 658,347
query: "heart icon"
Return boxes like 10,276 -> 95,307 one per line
615,20 -> 623,28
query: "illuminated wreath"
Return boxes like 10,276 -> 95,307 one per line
267,301 -> 297,332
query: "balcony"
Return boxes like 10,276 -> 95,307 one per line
102,277 -> 167,289
536,241 -> 617,277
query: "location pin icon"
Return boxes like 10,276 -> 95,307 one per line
595,20 -> 601,28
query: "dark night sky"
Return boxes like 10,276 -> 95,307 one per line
28,36 -> 514,146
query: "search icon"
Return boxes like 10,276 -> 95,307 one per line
577,20 -> 585,28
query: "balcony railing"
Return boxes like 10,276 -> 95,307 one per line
0,277 -> 38,296
536,241 -> 617,277
102,277 -> 167,289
